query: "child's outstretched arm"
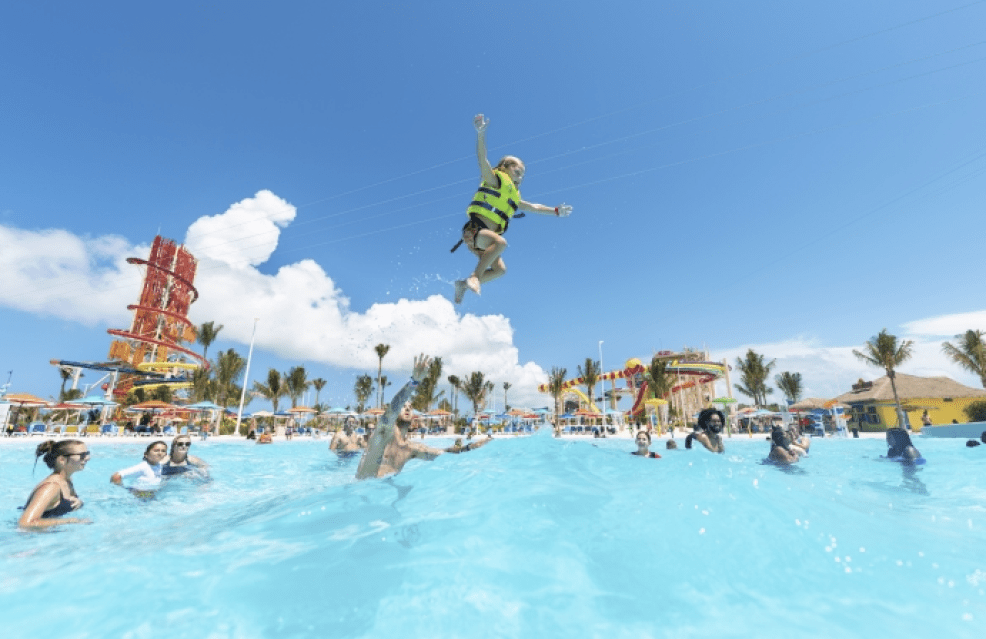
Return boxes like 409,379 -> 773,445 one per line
518,200 -> 573,217
474,114 -> 498,187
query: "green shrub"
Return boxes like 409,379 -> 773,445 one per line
963,400 -> 986,423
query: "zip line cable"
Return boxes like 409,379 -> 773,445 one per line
4,5 -> 986,303
4,91 -> 982,310
92,0 -> 986,250
193,43 -> 986,258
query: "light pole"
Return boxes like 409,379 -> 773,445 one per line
598,340 -> 605,427
235,318 -> 259,437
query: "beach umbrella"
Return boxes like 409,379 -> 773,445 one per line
185,401 -> 223,411
70,394 -> 118,407
251,410 -> 274,417
288,406 -> 317,413
3,393 -> 50,407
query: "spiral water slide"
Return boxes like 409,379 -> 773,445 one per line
539,360 -> 646,413
627,361 -> 728,417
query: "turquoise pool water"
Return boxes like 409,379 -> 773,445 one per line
2,430 -> 985,638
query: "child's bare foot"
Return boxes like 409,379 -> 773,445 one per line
454,280 -> 467,304
466,276 -> 481,295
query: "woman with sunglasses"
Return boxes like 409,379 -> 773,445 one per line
162,435 -> 209,476
19,439 -> 91,529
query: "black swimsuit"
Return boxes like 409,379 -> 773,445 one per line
21,482 -> 78,517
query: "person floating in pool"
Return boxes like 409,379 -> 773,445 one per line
630,430 -> 661,458
685,408 -> 726,453
965,431 -> 986,447
161,435 -> 209,477
767,425 -> 800,465
330,417 -> 361,457
787,423 -> 810,457
19,439 -> 92,529
452,114 -> 573,304
356,354 -> 492,479
883,427 -> 923,463
111,440 -> 167,496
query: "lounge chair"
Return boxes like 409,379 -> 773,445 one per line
179,426 -> 188,435
62,424 -> 80,437
100,423 -> 118,437
162,426 -> 176,436
85,424 -> 100,437
28,422 -> 47,436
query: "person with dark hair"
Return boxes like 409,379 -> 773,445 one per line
767,425 -> 799,464
19,439 -> 91,529
666,439 -> 678,450
883,427 -> 924,463
161,435 -> 208,476
685,408 -> 726,453
356,355 -> 491,479
631,430 -> 661,458
330,416 -> 361,456
111,441 -> 168,490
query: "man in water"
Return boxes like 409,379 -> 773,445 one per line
356,354 -> 491,480
330,417 -> 361,455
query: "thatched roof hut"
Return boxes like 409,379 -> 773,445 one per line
834,373 -> 986,403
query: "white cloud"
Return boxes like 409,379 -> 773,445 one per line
184,190 -> 296,268
901,311 -> 986,338
0,191 -> 550,408
0,225 -> 145,326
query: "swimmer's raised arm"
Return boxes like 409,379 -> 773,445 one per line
474,114 -> 497,186
355,354 -> 431,480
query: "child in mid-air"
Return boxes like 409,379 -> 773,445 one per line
453,114 -> 572,304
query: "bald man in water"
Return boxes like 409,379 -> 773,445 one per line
355,354 -> 491,480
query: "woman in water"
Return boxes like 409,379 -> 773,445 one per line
161,435 -> 208,476
111,441 -> 167,491
884,427 -> 923,463
19,439 -> 91,529
631,430 -> 661,458
452,114 -> 573,304
685,408 -> 726,453
767,426 -> 799,464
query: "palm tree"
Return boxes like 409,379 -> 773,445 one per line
214,348 -> 246,407
447,375 -> 461,417
502,381 -> 512,412
284,366 -> 310,408
57,367 -> 72,401
374,343 -> 390,408
412,357 -> 444,412
547,367 -> 567,417
853,329 -> 913,428
735,349 -> 776,406
942,329 -> 986,388
191,365 -> 216,403
461,371 -> 492,417
775,371 -> 804,405
646,356 -> 674,399
253,368 -> 287,413
312,378 -> 327,407
379,375 -> 391,405
197,321 -> 224,361
354,374 -> 374,413
577,358 -> 600,411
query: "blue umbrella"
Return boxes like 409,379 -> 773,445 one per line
185,401 -> 222,411
71,395 -> 118,406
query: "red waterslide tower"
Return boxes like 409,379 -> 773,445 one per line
106,236 -> 207,397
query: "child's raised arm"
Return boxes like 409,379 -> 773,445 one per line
474,114 -> 497,186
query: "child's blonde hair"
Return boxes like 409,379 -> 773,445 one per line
495,156 -> 525,173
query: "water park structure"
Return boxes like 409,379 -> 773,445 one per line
538,348 -> 733,425
51,236 -> 206,402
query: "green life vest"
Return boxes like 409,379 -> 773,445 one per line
466,169 -> 521,234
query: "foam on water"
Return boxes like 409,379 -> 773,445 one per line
2,431 -> 985,638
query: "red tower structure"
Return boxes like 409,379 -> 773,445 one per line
107,236 -> 206,398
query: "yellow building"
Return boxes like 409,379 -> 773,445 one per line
834,373 -> 986,432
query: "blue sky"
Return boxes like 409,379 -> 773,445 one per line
2,0 -> 986,411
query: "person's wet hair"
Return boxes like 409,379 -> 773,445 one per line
34,439 -> 85,472
966,439 -> 981,448
697,408 -> 725,433
144,441 -> 167,460
886,428 -> 913,457
770,425 -> 790,449
666,439 -> 678,450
